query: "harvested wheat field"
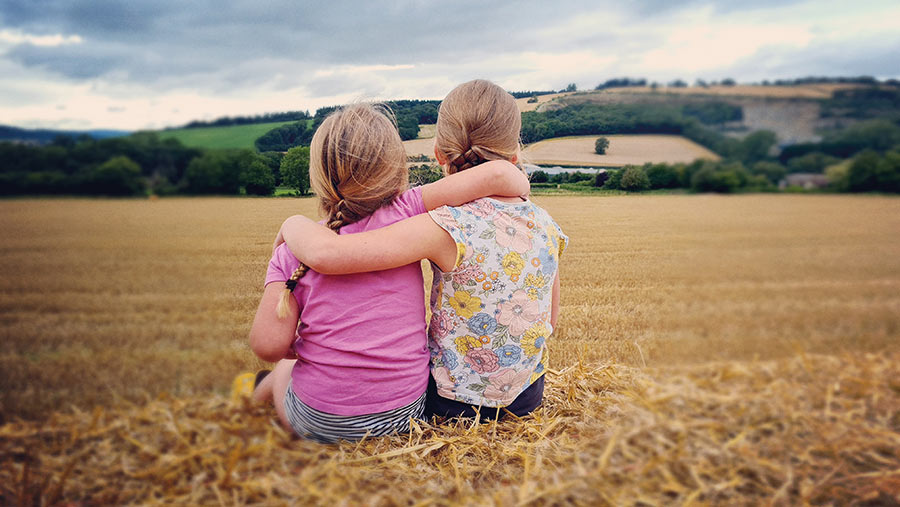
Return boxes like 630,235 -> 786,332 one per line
523,135 -> 720,167
515,92 -> 575,113
2,195 -> 900,504
403,137 -> 437,159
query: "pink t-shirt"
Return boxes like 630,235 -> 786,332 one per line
265,187 -> 429,416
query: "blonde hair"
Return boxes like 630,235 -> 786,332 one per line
277,103 -> 408,318
435,79 -> 522,174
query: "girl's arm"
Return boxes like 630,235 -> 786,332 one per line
249,282 -> 299,363
419,160 -> 529,211
279,213 -> 458,274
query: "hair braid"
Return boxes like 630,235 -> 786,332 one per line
276,263 -> 310,318
325,199 -> 349,231
275,199 -> 350,319
449,147 -> 487,172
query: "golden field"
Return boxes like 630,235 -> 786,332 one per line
2,195 -> 899,504
522,134 -> 720,167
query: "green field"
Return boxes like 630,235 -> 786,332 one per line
158,120 -> 307,150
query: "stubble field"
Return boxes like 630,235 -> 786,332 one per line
1,195 -> 899,504
522,134 -> 720,167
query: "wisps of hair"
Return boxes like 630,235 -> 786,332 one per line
276,102 -> 408,319
435,79 -> 523,175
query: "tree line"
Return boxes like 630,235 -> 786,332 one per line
0,132 -> 294,197
544,118 -> 900,194
254,100 -> 441,152
177,110 -> 312,129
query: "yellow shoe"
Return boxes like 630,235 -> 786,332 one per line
231,372 -> 257,401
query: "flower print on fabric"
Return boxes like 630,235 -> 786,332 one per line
441,350 -> 459,370
452,262 -> 484,286
496,345 -> 521,367
427,198 -> 568,407
455,335 -> 482,355
501,252 -> 525,278
524,273 -> 548,301
484,368 -> 533,404
465,348 -> 500,374
431,310 -> 454,340
463,199 -> 496,217
537,247 -> 557,276
493,214 -> 532,253
448,290 -> 481,319
522,323 -> 550,358
467,313 -> 497,336
497,290 -> 541,336
432,366 -> 456,399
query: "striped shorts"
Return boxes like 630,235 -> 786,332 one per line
284,384 -> 426,444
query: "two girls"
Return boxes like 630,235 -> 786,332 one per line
271,80 -> 567,432
249,102 -> 530,443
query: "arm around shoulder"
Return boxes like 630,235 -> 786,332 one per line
420,160 -> 529,211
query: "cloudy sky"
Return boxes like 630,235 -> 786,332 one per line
1,0 -> 898,131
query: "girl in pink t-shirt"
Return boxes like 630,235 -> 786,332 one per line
249,103 -> 529,443
276,80 -> 566,422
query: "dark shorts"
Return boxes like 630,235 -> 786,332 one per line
425,373 -> 545,421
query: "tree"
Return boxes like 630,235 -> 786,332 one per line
735,130 -> 777,164
564,83 -> 577,92
751,161 -> 788,184
645,163 -> 681,189
530,170 -> 549,183
86,156 -> 144,195
281,146 -> 311,195
847,149 -> 900,192
691,165 -> 742,193
242,160 -> 276,195
594,137 -> 610,155
592,170 -> 609,187
619,166 -> 650,191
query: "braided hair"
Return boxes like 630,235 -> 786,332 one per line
275,103 -> 407,319
275,199 -> 350,318
435,79 -> 523,176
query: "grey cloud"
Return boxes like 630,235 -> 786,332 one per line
0,0 -> 602,83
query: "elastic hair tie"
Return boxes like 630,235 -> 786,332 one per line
285,279 -> 298,291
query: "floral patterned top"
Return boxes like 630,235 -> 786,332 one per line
427,197 -> 568,407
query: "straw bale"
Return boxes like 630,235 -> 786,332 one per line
2,351 -> 898,505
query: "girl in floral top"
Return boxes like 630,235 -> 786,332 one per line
276,80 -> 566,420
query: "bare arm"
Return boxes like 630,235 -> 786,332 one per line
249,283 -> 299,363
420,160 -> 529,211
280,213 -> 457,274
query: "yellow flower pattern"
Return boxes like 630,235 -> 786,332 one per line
522,323 -> 550,358
448,290 -> 481,319
426,199 -> 568,408
501,251 -> 525,278
454,335 -> 482,354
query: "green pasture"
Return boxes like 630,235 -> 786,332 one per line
158,120 -> 312,150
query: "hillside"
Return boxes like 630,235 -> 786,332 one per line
538,83 -> 884,145
522,134 -> 719,167
158,120 -> 304,150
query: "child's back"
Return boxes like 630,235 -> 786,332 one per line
266,187 -> 429,415
426,197 -> 567,412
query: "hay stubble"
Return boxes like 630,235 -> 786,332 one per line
1,194 -> 899,504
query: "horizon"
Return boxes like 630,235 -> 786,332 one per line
1,0 -> 898,131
